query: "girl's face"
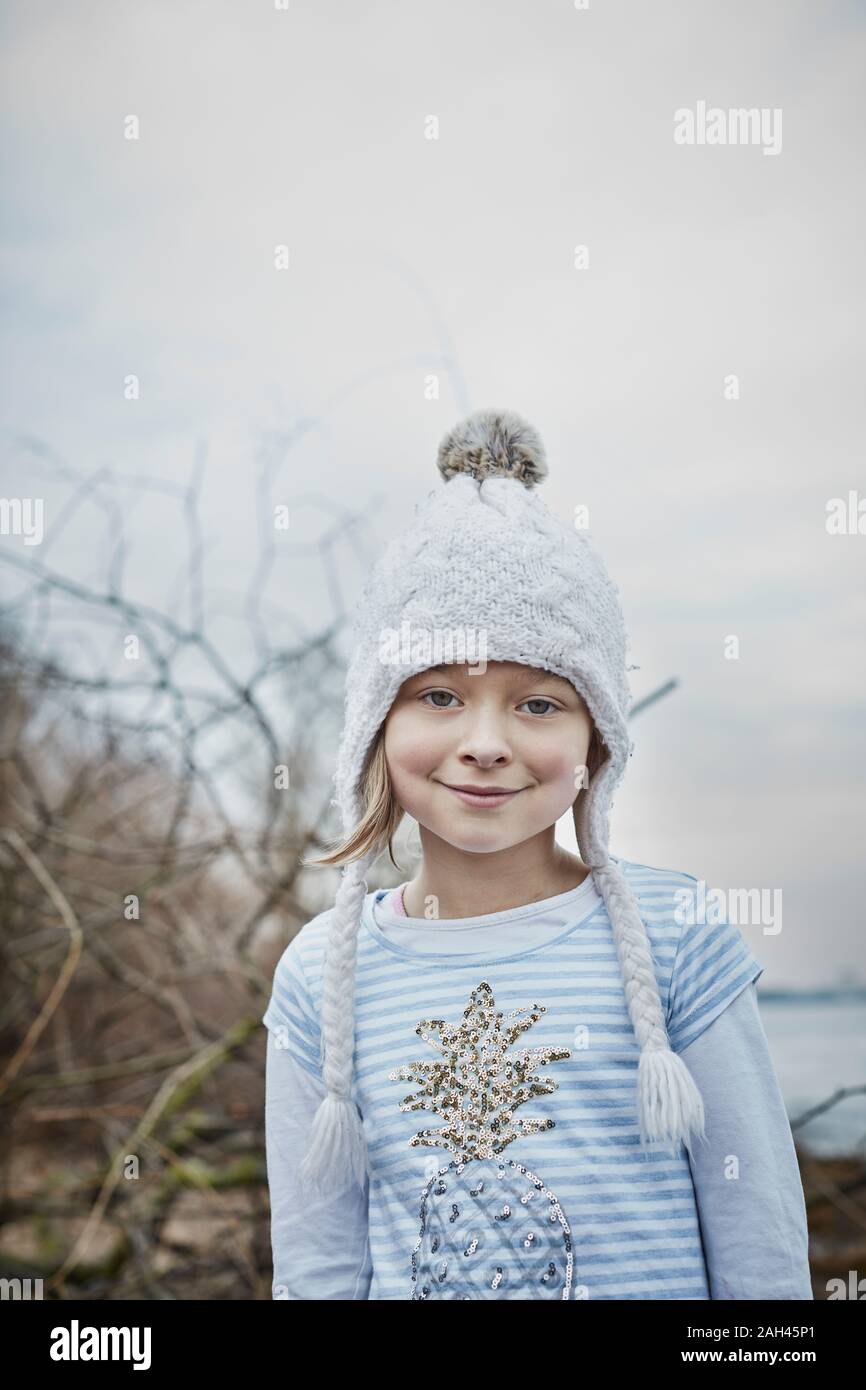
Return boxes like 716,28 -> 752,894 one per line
383,661 -> 594,855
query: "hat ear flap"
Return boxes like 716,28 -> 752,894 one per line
573,725 -> 618,869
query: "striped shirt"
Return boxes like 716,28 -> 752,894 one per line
262,855 -> 765,1299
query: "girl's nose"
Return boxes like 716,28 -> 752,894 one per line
455,715 -> 512,768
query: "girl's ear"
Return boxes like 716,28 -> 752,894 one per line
572,728 -> 608,812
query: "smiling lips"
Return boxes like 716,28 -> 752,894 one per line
442,783 -> 524,809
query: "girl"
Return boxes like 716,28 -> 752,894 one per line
263,409 -> 812,1300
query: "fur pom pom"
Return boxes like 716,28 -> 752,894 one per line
437,408 -> 548,487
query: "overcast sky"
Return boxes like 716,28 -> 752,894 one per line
1,0 -> 864,989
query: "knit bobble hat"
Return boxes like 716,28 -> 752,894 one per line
297,409 -> 706,1199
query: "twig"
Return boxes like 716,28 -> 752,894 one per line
0,829 -> 83,1098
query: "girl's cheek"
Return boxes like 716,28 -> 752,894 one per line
525,742 -> 581,787
385,712 -> 444,776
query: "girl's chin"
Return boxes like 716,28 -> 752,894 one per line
432,827 -> 532,855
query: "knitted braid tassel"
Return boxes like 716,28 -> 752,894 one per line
297,851 -> 375,1198
590,859 -> 708,1159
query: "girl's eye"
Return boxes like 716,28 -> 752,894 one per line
421,689 -> 460,709
520,698 -> 559,716
418,691 -> 559,714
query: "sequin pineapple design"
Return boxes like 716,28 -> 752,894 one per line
388,980 -> 576,1299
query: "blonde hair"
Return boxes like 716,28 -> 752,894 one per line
305,718 -> 608,872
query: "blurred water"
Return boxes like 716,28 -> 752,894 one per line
760,998 -> 866,1156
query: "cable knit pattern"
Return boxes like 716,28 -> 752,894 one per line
333,471 -> 633,865
298,409 -> 706,1195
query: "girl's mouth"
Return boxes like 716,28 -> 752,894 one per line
441,783 -> 524,809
